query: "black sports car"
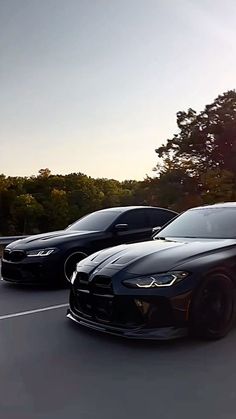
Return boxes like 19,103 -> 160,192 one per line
1,206 -> 176,285
67,202 -> 236,340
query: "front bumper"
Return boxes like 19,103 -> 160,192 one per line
68,281 -> 192,340
67,309 -> 187,340
1,258 -> 60,285
67,266 -> 195,340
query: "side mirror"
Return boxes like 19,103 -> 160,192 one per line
152,226 -> 161,238
152,226 -> 161,234
114,223 -> 128,232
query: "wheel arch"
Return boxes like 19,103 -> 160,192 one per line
196,265 -> 236,287
188,268 -> 236,339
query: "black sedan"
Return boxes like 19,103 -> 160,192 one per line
68,202 -> 236,340
1,206 -> 176,285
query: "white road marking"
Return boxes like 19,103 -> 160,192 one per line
0,303 -> 69,321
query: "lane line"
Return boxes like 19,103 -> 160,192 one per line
0,303 -> 69,320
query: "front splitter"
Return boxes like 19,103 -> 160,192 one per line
67,309 -> 187,340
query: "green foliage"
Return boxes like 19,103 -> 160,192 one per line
200,170 -> 236,204
156,91 -> 236,174
0,170 -> 155,234
155,90 -> 236,210
46,189 -> 70,230
10,194 -> 44,234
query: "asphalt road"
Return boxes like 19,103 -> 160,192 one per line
0,280 -> 236,419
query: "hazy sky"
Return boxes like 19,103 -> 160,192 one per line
0,0 -> 236,180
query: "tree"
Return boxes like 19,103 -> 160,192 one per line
46,189 -> 70,230
10,194 -> 44,234
38,168 -> 51,178
95,178 -> 130,208
200,169 -> 236,204
154,90 -> 236,209
66,174 -> 104,220
156,90 -> 236,176
0,175 -> 11,234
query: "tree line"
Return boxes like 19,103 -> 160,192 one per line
0,169 -> 157,235
1,90 -> 236,235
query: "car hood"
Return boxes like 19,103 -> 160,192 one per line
78,238 -> 236,275
8,230 -> 100,249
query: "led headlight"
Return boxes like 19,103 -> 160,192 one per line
122,271 -> 189,288
26,248 -> 56,257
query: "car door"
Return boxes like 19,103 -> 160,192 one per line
112,209 -> 151,245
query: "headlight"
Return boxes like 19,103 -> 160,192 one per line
122,271 -> 189,288
26,248 -> 56,257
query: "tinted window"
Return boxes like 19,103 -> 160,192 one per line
155,208 -> 236,239
118,210 -> 149,229
67,211 -> 120,231
148,209 -> 176,227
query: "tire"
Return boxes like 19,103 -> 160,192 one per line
189,273 -> 235,340
63,251 -> 88,284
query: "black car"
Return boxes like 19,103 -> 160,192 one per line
1,206 -> 177,285
67,202 -> 236,340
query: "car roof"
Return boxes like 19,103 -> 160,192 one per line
190,202 -> 236,211
96,206 -> 177,214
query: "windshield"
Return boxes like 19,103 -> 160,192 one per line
67,210 -> 120,231
155,208 -> 236,239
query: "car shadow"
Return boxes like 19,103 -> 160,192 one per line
66,318 -> 215,352
1,280 -> 69,293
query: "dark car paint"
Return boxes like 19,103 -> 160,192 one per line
68,237 -> 236,339
1,206 -> 177,284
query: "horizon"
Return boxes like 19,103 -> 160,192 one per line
0,167 -> 145,182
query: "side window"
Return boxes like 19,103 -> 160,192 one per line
148,209 -> 176,227
118,210 -> 149,229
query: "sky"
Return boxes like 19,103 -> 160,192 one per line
0,0 -> 236,181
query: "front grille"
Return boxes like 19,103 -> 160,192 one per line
3,249 -> 10,261
74,274 -> 114,322
74,272 -> 89,290
72,273 -> 143,327
3,249 -> 26,262
92,275 -> 113,296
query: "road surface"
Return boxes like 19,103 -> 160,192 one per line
0,279 -> 235,419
